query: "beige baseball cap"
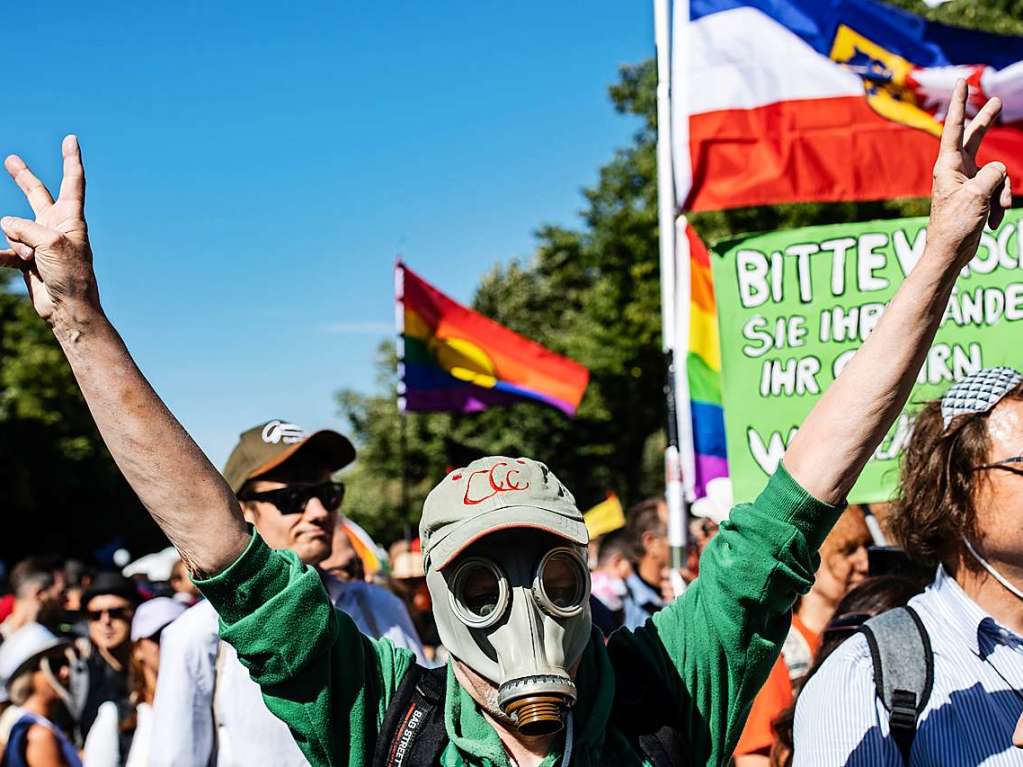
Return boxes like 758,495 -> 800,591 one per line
419,456 -> 588,571
222,419 -> 356,494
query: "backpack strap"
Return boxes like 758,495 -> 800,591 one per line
373,664 -> 448,767
605,630 -> 689,766
635,728 -> 687,767
860,606 -> 934,765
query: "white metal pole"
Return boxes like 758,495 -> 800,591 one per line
654,0 -> 687,590
669,0 -> 697,505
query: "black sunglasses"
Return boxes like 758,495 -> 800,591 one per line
238,480 -> 345,515
87,607 -> 133,622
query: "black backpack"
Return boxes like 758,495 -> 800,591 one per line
859,606 -> 934,765
371,662 -> 686,767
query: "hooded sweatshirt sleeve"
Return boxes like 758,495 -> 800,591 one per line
612,463 -> 843,767
194,533 -> 416,767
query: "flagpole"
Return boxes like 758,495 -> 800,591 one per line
399,410 -> 411,541
654,0 -> 688,589
395,259 -> 412,542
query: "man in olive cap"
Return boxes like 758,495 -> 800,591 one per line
2,81 -> 1010,765
149,420 -> 423,767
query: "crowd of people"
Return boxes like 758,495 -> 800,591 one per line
1,82 -> 1021,765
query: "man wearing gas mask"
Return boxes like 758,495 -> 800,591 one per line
0,82 -> 1010,765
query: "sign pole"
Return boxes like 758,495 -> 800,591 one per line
654,0 -> 688,589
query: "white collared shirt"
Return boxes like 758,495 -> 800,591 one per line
148,574 -> 425,767
794,567 -> 1023,765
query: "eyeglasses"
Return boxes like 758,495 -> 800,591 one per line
87,607 -> 133,623
970,455 -> 1023,473
238,480 -> 345,515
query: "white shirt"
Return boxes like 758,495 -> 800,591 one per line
83,700 -> 156,767
125,702 -> 153,767
149,574 -> 425,767
794,567 -> 1023,765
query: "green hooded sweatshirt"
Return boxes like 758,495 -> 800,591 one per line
195,464 -> 841,766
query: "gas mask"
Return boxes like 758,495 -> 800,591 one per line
420,456 -> 592,734
427,530 -> 592,735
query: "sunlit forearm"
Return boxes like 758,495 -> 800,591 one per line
784,248 -> 957,504
52,304 -> 248,576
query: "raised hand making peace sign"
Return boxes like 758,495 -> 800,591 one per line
0,133 -> 250,577
0,135 -> 97,322
927,79 -> 1013,268
781,79 -> 1014,506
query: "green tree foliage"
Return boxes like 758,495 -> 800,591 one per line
339,1 -> 1019,545
0,273 -> 160,562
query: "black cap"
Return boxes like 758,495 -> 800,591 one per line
82,572 -> 140,608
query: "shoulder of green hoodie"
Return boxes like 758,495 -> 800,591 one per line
610,461 -> 842,766
194,463 -> 841,767
195,534 -> 417,766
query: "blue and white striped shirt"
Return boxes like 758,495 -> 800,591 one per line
793,567 -> 1023,765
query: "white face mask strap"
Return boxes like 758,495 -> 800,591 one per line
962,535 -> 1023,601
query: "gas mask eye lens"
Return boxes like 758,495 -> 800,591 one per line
450,557 -> 508,628
464,571 -> 499,617
542,555 -> 580,608
535,548 -> 588,618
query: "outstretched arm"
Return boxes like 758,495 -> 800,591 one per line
628,82 -> 1014,767
0,136 -> 247,576
784,80 -> 1013,505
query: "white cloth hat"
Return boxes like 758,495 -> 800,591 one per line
122,547 -> 181,582
690,477 -> 733,525
131,597 -> 187,642
0,623 -> 67,700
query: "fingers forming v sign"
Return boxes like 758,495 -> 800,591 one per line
928,80 -> 1013,267
0,135 -> 97,321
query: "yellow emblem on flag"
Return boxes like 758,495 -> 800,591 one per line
584,493 -> 625,539
830,25 -> 942,137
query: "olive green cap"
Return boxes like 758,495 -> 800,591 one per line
222,419 -> 356,494
419,456 -> 587,571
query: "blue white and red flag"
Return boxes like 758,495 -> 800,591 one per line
672,0 -> 1023,211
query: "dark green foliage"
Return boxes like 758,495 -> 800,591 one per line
0,274 -> 161,562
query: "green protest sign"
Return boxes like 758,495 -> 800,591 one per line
710,210 -> 1023,505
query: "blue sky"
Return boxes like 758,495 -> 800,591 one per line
3,2 -> 652,465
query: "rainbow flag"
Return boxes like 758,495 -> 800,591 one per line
396,262 -> 589,415
684,225 -> 727,499
341,518 -> 384,576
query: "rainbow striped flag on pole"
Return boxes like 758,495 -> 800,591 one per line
682,224 -> 727,499
395,262 -> 589,416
